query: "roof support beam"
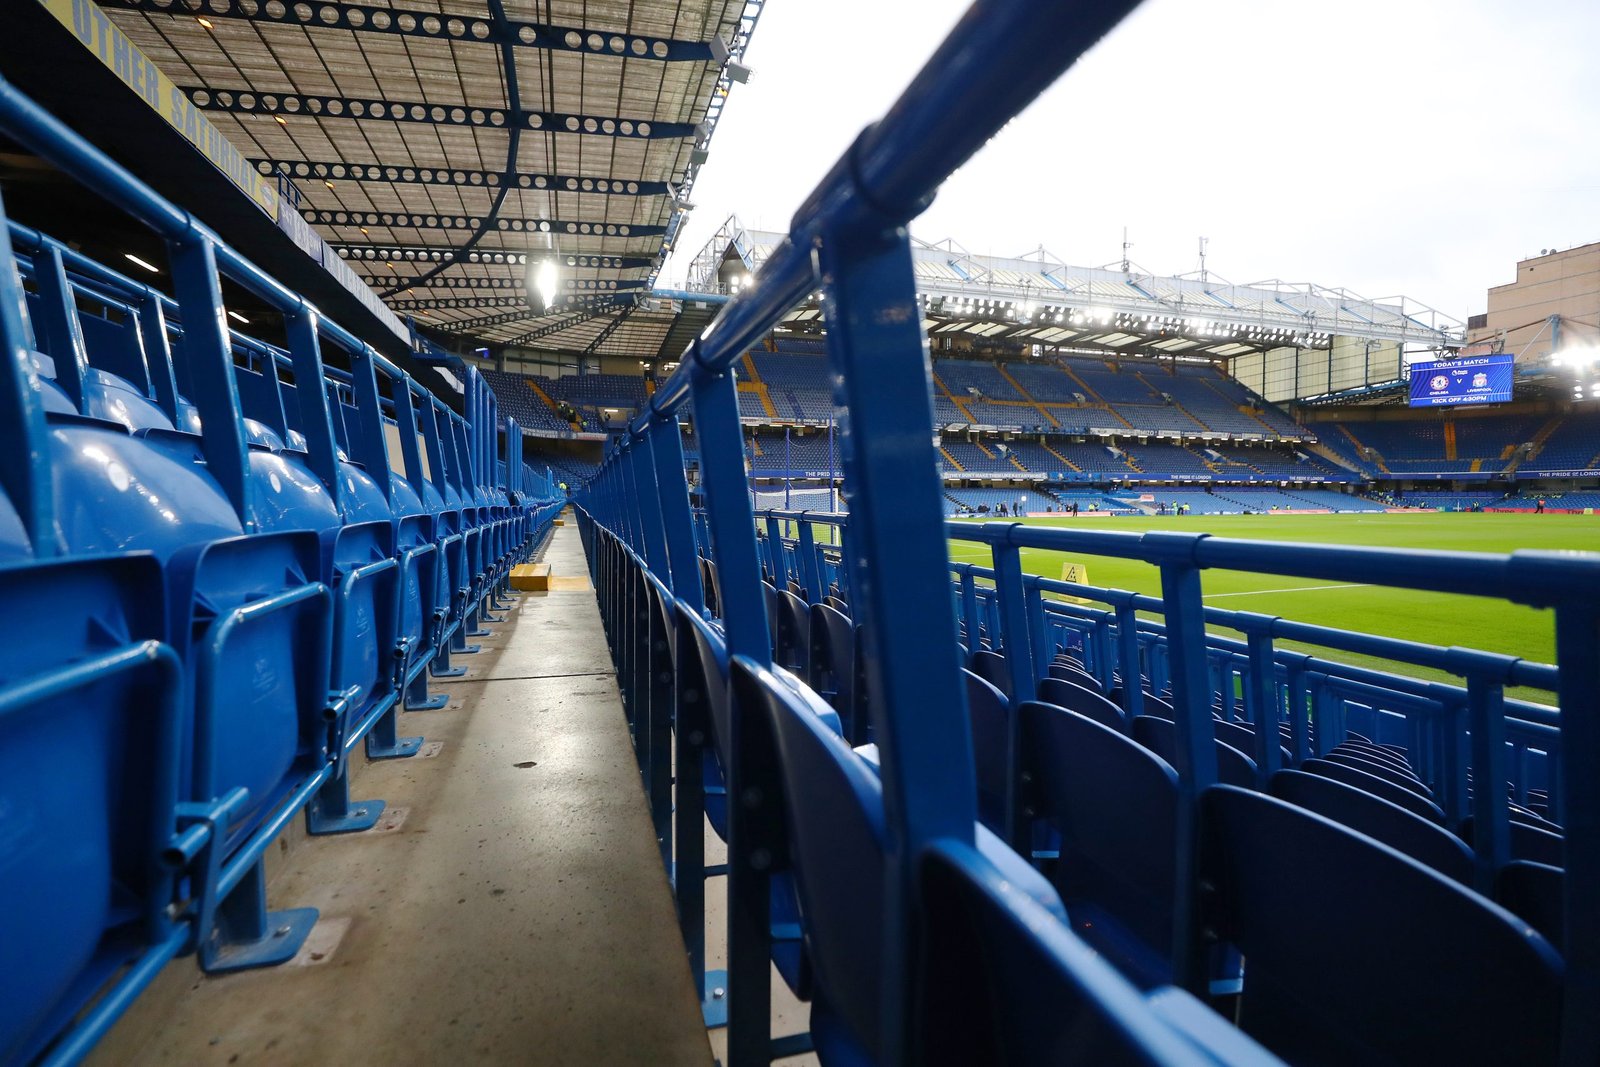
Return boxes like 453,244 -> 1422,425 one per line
583,308 -> 635,354
305,212 -> 666,238
180,87 -> 700,139
366,273 -> 528,289
109,0 -> 718,61
387,297 -> 529,312
506,309 -> 615,346
433,310 -> 553,334
332,242 -> 657,268
252,157 -> 669,196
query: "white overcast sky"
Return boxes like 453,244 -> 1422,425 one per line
661,0 -> 1600,320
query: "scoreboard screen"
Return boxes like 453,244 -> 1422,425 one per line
1408,354 -> 1514,407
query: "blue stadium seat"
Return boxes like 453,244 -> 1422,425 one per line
0,557 -> 207,1065
1019,702 -> 1183,986
1268,769 -> 1474,883
1198,786 -> 1562,1065
916,840 -> 1283,1066
1300,757 -> 1448,824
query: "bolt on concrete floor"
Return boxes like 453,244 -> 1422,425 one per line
91,523 -> 711,1067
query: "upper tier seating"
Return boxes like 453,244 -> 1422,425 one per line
1004,361 -> 1089,403
1523,411 -> 1600,473
750,351 -> 835,422
934,358 -> 1025,401
1136,365 -> 1281,436
749,431 -> 838,474
1064,358 -> 1162,404
542,373 -> 649,430
1116,404 -> 1209,434
740,347 -> 1313,444
480,368 -> 572,434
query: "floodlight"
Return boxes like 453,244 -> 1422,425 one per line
1554,345 -> 1600,371
530,258 -> 561,309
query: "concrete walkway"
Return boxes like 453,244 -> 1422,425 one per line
93,522 -> 711,1066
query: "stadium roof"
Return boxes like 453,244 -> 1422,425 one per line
686,217 -> 1466,360
102,0 -> 763,347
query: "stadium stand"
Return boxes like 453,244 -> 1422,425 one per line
1324,414 -> 1552,477
13,0 -> 1600,1063
750,350 -> 834,422
1522,410 -> 1600,473
540,373 -> 650,432
1119,441 -> 1215,477
940,438 -> 1019,474
1285,488 -> 1390,511
934,357 -> 1026,401
526,447 -> 602,488
943,488 -> 1049,514
1004,360 -> 1090,404
1003,440 -> 1074,474
481,368 -> 574,434
746,430 -> 838,472
1047,440 -> 1141,475
1208,444 -> 1346,480
1392,490 -> 1509,510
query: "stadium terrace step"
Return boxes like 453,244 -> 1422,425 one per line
511,561 -> 553,590
738,353 -> 779,419
1044,442 -> 1082,472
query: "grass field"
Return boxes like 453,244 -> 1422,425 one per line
947,512 -> 1600,704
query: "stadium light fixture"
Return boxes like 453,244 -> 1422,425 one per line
124,253 -> 159,274
1554,344 -> 1600,371
528,258 -> 561,309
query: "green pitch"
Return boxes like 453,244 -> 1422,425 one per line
947,512 -> 1600,704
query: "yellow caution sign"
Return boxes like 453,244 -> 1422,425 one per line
1059,562 -> 1092,605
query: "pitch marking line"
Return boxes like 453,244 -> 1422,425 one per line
1204,583 -> 1370,599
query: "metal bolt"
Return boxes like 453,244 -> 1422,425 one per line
274,925 -> 291,937
355,808 -> 369,817
712,987 -> 726,999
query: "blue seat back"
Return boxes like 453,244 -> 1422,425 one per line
1268,769 -> 1473,884
964,668 -> 1010,836
741,656 -> 887,1063
0,556 -> 181,1065
1133,715 -> 1257,790
1020,701 -> 1179,981
1037,676 -> 1126,732
1199,786 -> 1562,1065
1301,757 -> 1447,824
916,840 -> 1281,1067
